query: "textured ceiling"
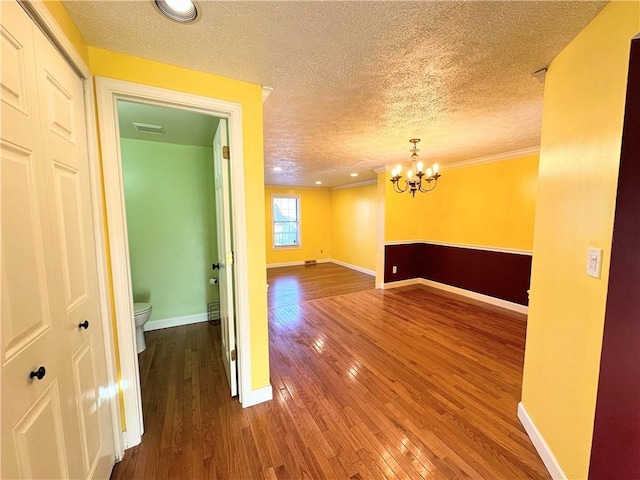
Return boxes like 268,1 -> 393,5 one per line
64,1 -> 606,187
117,100 -> 219,147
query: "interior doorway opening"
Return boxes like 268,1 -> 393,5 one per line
96,78 -> 252,450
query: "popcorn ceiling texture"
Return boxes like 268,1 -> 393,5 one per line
64,1 -> 605,187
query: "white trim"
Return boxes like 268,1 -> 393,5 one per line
372,165 -> 387,174
21,0 -> 125,460
95,77 -> 253,444
143,312 -> 213,331
330,259 -> 375,276
384,239 -> 424,246
381,278 -> 421,289
266,259 -> 331,269
375,176 -> 386,289
384,239 -> 532,256
445,146 -> 540,170
381,278 -> 527,314
241,384 -> 274,408
265,184 -> 328,191
262,86 -> 273,101
271,193 -> 301,249
418,279 -> 528,314
330,179 -> 377,190
517,403 -> 567,479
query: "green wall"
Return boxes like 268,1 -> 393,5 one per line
121,138 -> 218,322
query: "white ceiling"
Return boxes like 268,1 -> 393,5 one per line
64,1 -> 605,188
117,100 -> 219,147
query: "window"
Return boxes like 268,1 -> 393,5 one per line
272,195 -> 300,248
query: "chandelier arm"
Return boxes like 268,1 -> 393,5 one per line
418,177 -> 429,193
391,178 -> 407,193
423,178 -> 438,192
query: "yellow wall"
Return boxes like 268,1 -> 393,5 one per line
521,2 -> 639,478
384,155 -> 538,251
384,171 -> 422,242
88,47 -> 270,391
330,184 -> 378,272
264,187 -> 331,264
419,155 -> 538,251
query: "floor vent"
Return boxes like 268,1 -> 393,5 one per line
304,260 -> 317,266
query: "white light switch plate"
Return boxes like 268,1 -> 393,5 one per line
587,248 -> 603,278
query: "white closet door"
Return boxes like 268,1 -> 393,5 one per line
1,2 -> 116,478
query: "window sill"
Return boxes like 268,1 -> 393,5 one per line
272,245 -> 302,251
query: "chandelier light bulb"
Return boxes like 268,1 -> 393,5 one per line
427,168 -> 433,177
407,169 -> 413,179
417,161 -> 424,173
433,163 -> 439,174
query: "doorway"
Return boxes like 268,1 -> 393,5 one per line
96,78 -> 254,449
117,100 -> 222,333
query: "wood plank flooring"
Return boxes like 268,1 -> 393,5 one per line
267,263 -> 375,307
111,264 -> 548,479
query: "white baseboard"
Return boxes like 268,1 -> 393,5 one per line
330,258 -> 375,276
381,278 -> 421,289
266,258 -> 331,269
242,384 -> 273,408
518,402 -> 567,479
419,279 -> 528,315
144,312 -> 212,331
382,277 -> 528,315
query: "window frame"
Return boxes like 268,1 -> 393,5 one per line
271,194 -> 301,250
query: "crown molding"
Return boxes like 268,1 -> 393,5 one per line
330,179 -> 377,191
262,86 -> 273,102
372,165 -> 387,174
445,146 -> 540,170
265,184 -> 328,191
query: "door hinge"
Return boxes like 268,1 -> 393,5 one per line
222,146 -> 230,160
226,251 -> 234,265
230,349 -> 237,361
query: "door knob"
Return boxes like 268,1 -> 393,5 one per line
29,366 -> 46,380
212,263 -> 220,270
78,320 -> 89,329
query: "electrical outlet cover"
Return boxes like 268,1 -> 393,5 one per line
587,248 -> 603,278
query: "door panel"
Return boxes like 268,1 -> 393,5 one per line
1,4 -> 63,477
33,10 -> 116,479
43,72 -> 76,143
213,118 -> 237,397
13,381 -> 70,480
52,162 -> 88,310
1,143 -> 51,362
72,338 -> 104,477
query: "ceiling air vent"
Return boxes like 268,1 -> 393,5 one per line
132,122 -> 164,135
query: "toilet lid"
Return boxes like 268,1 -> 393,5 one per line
134,302 -> 152,315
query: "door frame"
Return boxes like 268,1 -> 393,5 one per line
95,77 -> 254,449
19,0 -> 125,460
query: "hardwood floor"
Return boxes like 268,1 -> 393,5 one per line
267,263 -> 375,307
111,266 -> 548,479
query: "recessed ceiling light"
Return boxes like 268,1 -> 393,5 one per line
155,0 -> 198,23
350,173 -> 358,177
315,181 -> 322,185
273,167 -> 282,172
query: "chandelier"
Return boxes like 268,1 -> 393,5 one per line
390,139 -> 441,197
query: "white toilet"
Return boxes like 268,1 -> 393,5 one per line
134,303 -> 152,353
